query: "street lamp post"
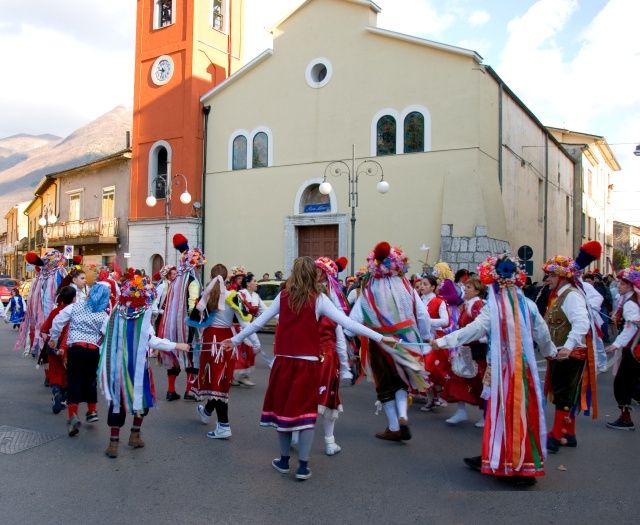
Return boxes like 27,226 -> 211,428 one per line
319,145 -> 389,276
37,203 -> 58,250
146,169 -> 192,264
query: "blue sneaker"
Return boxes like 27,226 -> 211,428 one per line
271,458 -> 290,474
295,465 -> 312,480
52,392 -> 63,414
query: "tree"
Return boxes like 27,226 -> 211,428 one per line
612,248 -> 629,272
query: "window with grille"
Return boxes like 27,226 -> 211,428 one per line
232,135 -> 247,170
376,116 -> 396,156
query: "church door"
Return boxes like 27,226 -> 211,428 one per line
297,225 -> 338,260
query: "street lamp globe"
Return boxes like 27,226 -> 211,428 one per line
48,214 -> 57,224
376,180 -> 390,194
38,216 -> 47,227
146,195 -> 157,207
319,181 -> 332,195
180,191 -> 192,204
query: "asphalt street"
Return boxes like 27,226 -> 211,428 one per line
0,322 -> 638,525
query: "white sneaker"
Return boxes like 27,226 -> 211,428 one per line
207,424 -> 232,439
474,418 -> 485,428
324,436 -> 342,456
238,377 -> 256,387
446,408 -> 469,425
197,404 -> 211,425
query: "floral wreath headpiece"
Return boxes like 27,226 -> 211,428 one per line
478,254 -> 527,288
617,265 -> 640,290
315,257 -> 338,278
229,265 -> 247,278
179,247 -> 206,271
542,255 -> 580,280
366,242 -> 409,278
118,275 -> 157,317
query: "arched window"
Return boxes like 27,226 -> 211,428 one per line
376,116 -> 396,156
232,135 -> 247,170
299,184 -> 331,214
253,132 -> 268,168
155,147 -> 168,198
404,112 -> 425,153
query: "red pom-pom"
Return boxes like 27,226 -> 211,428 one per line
173,233 -> 188,248
335,257 -> 348,272
98,269 -> 109,281
73,255 -> 83,265
25,252 -> 40,264
373,242 -> 391,261
126,267 -> 136,279
580,241 -> 602,259
152,272 -> 161,281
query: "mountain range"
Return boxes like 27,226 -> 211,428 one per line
0,106 -> 132,231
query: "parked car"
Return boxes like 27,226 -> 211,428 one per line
0,278 -> 20,305
19,279 -> 33,300
256,280 -> 284,332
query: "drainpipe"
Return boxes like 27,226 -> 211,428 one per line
202,105 -> 211,258
543,134 -> 549,261
498,81 -> 503,191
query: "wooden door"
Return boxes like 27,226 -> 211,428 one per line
297,225 -> 338,260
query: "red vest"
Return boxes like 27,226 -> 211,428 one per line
458,299 -> 484,329
274,291 -> 320,358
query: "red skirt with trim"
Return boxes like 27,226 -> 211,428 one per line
260,356 -> 320,432
234,342 -> 256,376
443,359 -> 486,406
424,348 -> 451,388
318,346 -> 342,418
193,326 -> 236,402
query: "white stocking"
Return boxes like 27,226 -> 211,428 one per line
383,400 -> 400,431
394,390 -> 408,420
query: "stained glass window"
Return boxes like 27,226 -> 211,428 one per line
232,135 -> 247,170
376,116 -> 396,156
404,112 -> 424,153
253,132 -> 268,168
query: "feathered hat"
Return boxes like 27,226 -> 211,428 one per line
478,254 -> 527,288
366,241 -> 409,278
315,256 -> 338,278
542,255 -> 580,280
173,233 -> 189,253
25,251 -> 44,267
575,241 -> 602,271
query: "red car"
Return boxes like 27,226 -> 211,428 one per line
0,278 -> 20,305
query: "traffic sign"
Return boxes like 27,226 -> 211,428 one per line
64,245 -> 74,259
517,245 -> 533,261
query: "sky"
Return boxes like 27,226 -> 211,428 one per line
1,0 -> 638,223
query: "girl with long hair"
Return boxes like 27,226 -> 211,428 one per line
222,256 -> 395,481
192,264 -> 261,439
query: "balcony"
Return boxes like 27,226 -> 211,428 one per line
47,218 -> 119,245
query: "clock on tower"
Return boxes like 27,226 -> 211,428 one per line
128,0 -> 244,275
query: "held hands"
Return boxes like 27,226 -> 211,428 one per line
175,343 -> 190,352
555,348 -> 572,360
221,339 -> 234,351
605,344 -> 617,354
430,339 -> 440,350
381,336 -> 397,345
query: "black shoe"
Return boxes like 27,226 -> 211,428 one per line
463,456 -> 482,471
166,391 -> 180,402
85,412 -> 99,423
508,476 -> 537,487
546,434 -> 561,453
44,378 -> 50,388
562,434 -> 577,447
398,417 -> 412,441
606,417 -> 635,431
183,392 -> 196,401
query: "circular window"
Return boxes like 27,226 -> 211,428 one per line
305,58 -> 332,89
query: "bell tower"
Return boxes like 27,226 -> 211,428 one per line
128,0 -> 244,273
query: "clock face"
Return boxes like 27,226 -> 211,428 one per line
151,55 -> 174,86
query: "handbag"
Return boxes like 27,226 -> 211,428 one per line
450,345 -> 478,378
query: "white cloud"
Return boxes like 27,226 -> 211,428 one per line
468,10 -> 490,27
457,38 -> 492,57
377,0 -> 455,39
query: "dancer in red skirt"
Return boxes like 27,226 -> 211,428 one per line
192,264 -> 260,439
40,286 -> 77,414
442,277 -> 488,426
432,255 -> 562,486
315,257 -> 354,456
223,257 -> 394,480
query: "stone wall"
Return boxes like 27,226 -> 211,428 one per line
439,224 -> 511,272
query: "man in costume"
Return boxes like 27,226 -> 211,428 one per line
433,255 -> 559,486
157,234 -> 205,401
542,253 -> 598,453
349,242 -> 431,441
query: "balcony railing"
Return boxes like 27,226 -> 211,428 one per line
47,218 -> 119,243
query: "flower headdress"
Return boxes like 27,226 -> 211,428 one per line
366,241 -> 409,278
42,249 -> 66,270
179,247 -> 206,272
118,275 -> 157,318
159,265 -> 176,278
542,255 -> 580,280
229,265 -> 247,278
315,257 -> 338,278
478,254 -> 527,288
617,265 -> 640,291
